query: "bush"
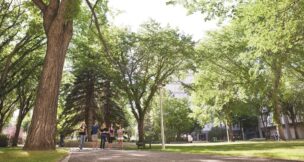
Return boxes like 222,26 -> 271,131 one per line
0,134 -> 9,147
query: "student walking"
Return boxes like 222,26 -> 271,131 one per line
91,121 -> 99,149
108,124 -> 115,149
100,124 -> 108,149
117,125 -> 124,149
79,121 -> 87,150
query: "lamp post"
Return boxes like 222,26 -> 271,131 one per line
159,84 -> 165,150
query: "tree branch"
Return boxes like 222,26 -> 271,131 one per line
32,0 -> 47,12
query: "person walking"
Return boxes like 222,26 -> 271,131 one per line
100,124 -> 108,150
108,124 -> 115,149
91,121 -> 99,149
117,125 -> 124,149
79,121 -> 87,150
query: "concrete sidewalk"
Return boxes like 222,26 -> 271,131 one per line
62,148 -> 299,162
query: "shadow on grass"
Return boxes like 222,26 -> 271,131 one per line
0,147 -> 69,162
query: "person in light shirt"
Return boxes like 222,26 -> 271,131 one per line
117,125 -> 124,149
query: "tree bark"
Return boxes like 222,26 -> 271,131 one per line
24,0 -> 73,150
12,110 -> 24,147
103,80 -> 111,128
137,116 -> 145,142
271,59 -> 286,140
85,73 -> 95,141
0,119 -> 4,133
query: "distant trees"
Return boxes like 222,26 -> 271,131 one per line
189,0 -> 304,140
150,97 -> 195,142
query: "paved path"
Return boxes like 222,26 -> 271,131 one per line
62,148 -> 300,162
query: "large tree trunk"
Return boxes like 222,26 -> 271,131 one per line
225,120 -> 230,142
24,1 -> 73,150
228,122 -> 234,141
85,73 -> 95,141
0,119 -> 4,133
12,110 -> 24,147
138,116 -> 145,142
257,116 -> 263,138
271,59 -> 286,140
103,80 -> 111,128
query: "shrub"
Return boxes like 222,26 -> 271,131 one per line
0,134 -> 9,147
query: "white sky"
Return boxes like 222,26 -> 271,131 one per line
108,0 -> 219,41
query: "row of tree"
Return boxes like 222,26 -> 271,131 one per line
2,0 -> 304,151
187,0 -> 304,140
0,0 -> 195,150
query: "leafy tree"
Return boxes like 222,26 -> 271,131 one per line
189,0 -> 304,141
234,0 -> 304,140
86,2 -> 195,142
100,24 -> 194,142
58,7 -> 128,139
0,0 -> 44,133
156,97 -> 195,142
24,0 -> 81,150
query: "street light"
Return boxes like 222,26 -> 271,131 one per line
159,84 -> 165,150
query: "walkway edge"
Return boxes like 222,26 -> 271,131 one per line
59,152 -> 71,162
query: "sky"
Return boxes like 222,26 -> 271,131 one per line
108,0 -> 219,41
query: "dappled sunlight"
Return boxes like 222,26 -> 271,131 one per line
130,153 -> 147,157
98,157 -> 113,160
17,151 -> 30,157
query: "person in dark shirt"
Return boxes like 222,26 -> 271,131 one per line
100,124 -> 108,149
91,121 -> 99,149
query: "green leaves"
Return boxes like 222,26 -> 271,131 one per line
64,0 -> 81,21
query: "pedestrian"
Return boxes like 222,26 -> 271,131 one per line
79,121 -> 87,150
91,121 -> 99,149
108,124 -> 115,149
100,123 -> 108,149
117,125 -> 124,149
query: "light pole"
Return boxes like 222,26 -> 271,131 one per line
159,84 -> 165,150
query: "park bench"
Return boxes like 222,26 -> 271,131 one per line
136,140 -> 152,149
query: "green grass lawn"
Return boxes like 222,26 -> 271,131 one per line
0,147 -> 69,162
127,140 -> 304,161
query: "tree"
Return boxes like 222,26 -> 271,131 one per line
98,24 -> 194,142
12,73 -> 39,147
85,1 -> 195,142
234,0 -> 304,140
0,0 -> 45,133
58,10 -> 128,138
157,97 -> 195,142
24,0 -> 81,150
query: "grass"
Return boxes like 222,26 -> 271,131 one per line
126,140 -> 304,161
0,147 -> 69,162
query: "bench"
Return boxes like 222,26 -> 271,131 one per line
136,140 -> 151,149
